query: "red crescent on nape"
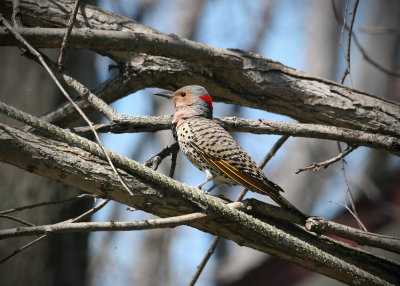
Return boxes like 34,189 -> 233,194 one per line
199,95 -> 213,110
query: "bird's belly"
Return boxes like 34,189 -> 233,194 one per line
209,171 -> 236,185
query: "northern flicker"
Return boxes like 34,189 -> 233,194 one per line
155,85 -> 307,220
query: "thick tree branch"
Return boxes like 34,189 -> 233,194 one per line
0,9 -> 399,135
0,121 -> 398,285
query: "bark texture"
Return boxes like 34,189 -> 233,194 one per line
0,0 -> 399,137
0,122 -> 398,286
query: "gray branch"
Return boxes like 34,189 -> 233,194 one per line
0,213 -> 208,239
306,217 -> 400,255
0,107 -> 399,285
70,115 -> 400,156
0,3 -> 399,136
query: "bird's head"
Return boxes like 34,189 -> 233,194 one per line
155,85 -> 213,120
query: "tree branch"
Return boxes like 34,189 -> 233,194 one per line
0,15 -> 134,196
0,25 -> 399,136
306,217 -> 400,255
72,116 -> 400,156
0,119 -> 398,285
0,213 -> 208,239
0,198 -> 109,264
0,194 -> 96,215
57,0 -> 80,70
295,144 -> 357,174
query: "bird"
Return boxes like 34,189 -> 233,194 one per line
155,85 -> 308,221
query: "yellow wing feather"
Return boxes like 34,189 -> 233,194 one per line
190,142 -> 278,195
189,141 -> 308,220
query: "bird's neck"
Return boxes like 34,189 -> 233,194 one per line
172,106 -> 197,126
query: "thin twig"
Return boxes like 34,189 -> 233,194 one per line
333,1 -> 365,232
57,0 -> 80,70
337,143 -> 366,231
0,194 -> 96,215
1,200 -> 299,240
0,214 -> 35,226
0,235 -> 46,264
0,212 -> 207,239
339,0 -> 350,84
295,144 -> 357,174
345,0 -> 359,81
332,0 -> 399,77
64,199 -> 110,223
330,201 -> 367,232
0,15 -> 134,196
0,199 -> 109,264
340,0 -> 359,84
61,73 -> 120,120
11,0 -> 22,27
188,236 -> 220,286
259,135 -> 290,170
358,26 -> 400,35
352,31 -> 400,77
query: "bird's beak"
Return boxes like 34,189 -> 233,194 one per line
154,90 -> 174,100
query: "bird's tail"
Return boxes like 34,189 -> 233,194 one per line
268,191 -> 309,223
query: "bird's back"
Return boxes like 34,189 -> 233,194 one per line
175,116 -> 283,194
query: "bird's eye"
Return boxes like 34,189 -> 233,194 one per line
181,92 -> 186,97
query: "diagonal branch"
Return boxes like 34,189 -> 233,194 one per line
57,0 -> 80,70
0,25 -> 399,136
0,111 -> 398,284
0,15 -> 133,196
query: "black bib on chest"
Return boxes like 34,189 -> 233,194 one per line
171,122 -> 178,142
